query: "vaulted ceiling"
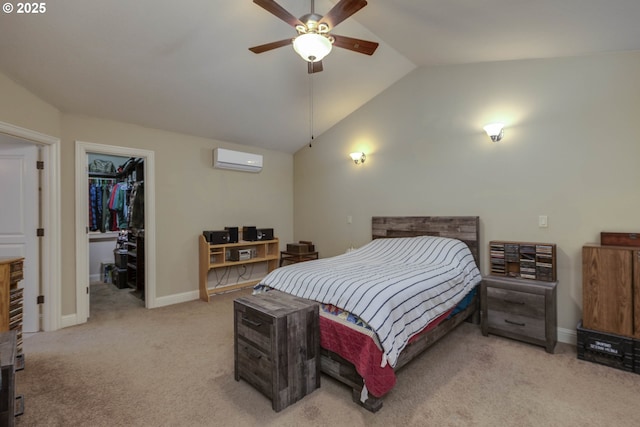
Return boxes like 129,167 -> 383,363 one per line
1,0 -> 639,153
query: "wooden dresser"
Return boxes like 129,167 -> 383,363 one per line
234,291 -> 320,412
0,258 -> 24,353
481,276 -> 558,353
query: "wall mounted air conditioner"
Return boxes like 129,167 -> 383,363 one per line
213,148 -> 263,173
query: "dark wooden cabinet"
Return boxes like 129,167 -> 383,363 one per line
482,276 -> 558,353
234,291 -> 319,412
582,244 -> 640,339
1,331 -> 23,426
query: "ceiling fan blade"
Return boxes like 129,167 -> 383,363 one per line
319,0 -> 368,29
332,34 -> 378,55
249,38 -> 293,54
253,0 -> 304,28
308,61 -> 324,74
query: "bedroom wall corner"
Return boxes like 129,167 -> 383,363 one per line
0,71 -> 61,137
292,50 -> 640,337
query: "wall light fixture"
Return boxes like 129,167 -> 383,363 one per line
349,152 -> 366,165
483,123 -> 505,142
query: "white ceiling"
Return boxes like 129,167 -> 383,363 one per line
1,0 -> 639,153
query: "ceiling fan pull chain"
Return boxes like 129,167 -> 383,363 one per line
309,73 -> 314,147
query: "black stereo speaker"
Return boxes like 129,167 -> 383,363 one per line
225,227 -> 239,243
203,230 -> 229,244
243,226 -> 258,241
257,228 -> 274,241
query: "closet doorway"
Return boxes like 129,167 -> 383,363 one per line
75,141 -> 156,324
88,154 -> 145,315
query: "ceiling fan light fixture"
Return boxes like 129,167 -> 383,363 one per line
293,33 -> 333,62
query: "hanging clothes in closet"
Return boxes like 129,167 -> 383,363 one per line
89,179 -> 115,232
88,179 -> 131,231
88,157 -> 143,232
128,181 -> 144,230
109,181 -> 129,230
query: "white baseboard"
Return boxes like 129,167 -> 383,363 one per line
59,291 -> 200,329
59,293 -> 580,346
558,326 -> 577,345
154,290 -> 200,307
60,313 -> 78,329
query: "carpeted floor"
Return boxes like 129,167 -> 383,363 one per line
14,283 -> 640,426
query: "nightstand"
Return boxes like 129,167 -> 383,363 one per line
481,276 -> 558,353
234,291 -> 320,412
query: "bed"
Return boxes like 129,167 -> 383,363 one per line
256,216 -> 481,412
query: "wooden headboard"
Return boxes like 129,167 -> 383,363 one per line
372,216 -> 480,266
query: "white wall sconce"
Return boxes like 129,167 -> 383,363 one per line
483,123 -> 505,142
349,152 -> 366,165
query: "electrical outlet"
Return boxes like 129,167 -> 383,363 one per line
347,215 -> 353,224
539,215 -> 548,228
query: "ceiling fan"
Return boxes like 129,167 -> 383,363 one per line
249,0 -> 379,73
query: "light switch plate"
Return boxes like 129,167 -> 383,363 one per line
539,215 -> 548,228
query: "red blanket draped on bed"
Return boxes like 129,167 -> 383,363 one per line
319,308 -> 453,397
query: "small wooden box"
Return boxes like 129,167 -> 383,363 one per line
600,232 -> 640,247
234,291 -> 320,412
298,241 -> 315,252
286,243 -> 309,253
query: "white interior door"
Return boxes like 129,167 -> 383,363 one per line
0,136 -> 39,332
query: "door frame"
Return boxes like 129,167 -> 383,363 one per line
75,141 -> 157,323
0,121 -> 61,331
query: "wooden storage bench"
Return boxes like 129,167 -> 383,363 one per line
234,291 -> 320,412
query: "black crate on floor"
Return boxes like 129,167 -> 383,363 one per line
577,321 -> 634,373
635,340 -> 640,375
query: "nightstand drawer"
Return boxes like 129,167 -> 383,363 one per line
486,287 -> 545,317
236,336 -> 273,398
236,307 -> 273,351
486,307 -> 545,341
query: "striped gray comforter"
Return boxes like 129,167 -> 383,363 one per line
259,236 -> 482,368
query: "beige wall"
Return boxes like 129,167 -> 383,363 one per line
0,71 -> 293,318
0,72 -> 61,136
3,49 -> 639,331
61,115 -> 294,314
293,51 -> 640,334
